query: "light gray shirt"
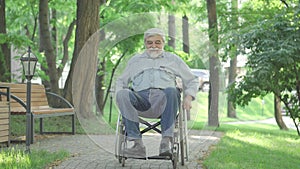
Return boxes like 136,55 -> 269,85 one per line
116,51 -> 199,99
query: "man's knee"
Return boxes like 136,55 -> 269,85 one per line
116,89 -> 131,102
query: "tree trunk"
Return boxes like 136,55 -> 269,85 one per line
227,0 -> 238,118
95,0 -> 106,115
227,57 -> 237,118
168,14 -> 176,49
274,94 -> 288,130
182,15 -> 189,54
206,0 -> 219,126
39,0 -> 60,94
64,0 -> 100,119
0,0 -> 11,82
96,56 -> 106,115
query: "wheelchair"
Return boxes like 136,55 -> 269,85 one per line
114,90 -> 189,169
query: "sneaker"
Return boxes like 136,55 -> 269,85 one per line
159,138 -> 172,156
123,143 -> 146,158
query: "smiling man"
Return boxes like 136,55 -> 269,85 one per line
115,28 -> 199,158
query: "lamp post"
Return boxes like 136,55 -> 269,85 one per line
20,46 -> 38,153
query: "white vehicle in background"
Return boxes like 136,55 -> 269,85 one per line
176,69 -> 210,92
191,69 -> 210,92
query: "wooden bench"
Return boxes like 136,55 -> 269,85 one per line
0,86 -> 10,146
0,82 -> 75,143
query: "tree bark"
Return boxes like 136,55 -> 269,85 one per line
64,0 -> 100,118
206,0 -> 219,126
95,0 -> 106,115
168,14 -> 176,49
96,56 -> 106,115
182,15 -> 189,54
227,0 -> 238,118
39,0 -> 59,93
227,56 -> 237,118
274,94 -> 288,130
0,0 -> 11,82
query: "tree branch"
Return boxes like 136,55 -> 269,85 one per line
103,50 -> 128,106
57,19 -> 76,77
280,0 -> 289,8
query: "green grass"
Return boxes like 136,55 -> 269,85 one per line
182,92 -> 274,131
203,123 -> 300,169
9,116 -> 87,137
0,147 -> 68,169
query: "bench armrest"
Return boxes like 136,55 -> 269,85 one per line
46,92 -> 74,109
0,91 -> 27,109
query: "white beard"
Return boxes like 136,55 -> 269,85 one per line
147,48 -> 163,58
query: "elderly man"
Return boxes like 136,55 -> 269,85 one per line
116,28 -> 199,158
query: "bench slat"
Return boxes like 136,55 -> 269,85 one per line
0,106 -> 9,113
33,108 -> 74,115
0,129 -> 9,135
0,119 -> 9,124
0,136 -> 9,142
0,83 -> 43,89
0,113 -> 9,118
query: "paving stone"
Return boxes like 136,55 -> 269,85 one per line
31,130 -> 223,169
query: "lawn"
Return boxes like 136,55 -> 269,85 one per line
0,147 -> 68,169
203,123 -> 300,169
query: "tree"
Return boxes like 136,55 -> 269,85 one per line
168,14 -> 176,49
39,0 -> 60,93
0,0 -> 10,82
227,0 -> 238,118
95,0 -> 106,115
182,15 -> 189,54
36,0 -> 77,108
64,0 -> 101,118
206,0 -> 220,126
228,2 -> 300,135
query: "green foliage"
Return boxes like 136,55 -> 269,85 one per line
227,2 -> 300,134
0,33 -> 32,48
4,0 -> 76,82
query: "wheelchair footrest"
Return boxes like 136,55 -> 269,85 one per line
148,155 -> 172,160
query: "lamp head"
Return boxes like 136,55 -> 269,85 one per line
20,47 -> 38,80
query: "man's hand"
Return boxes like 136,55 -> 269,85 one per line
183,95 -> 193,111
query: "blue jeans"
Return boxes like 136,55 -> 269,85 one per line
116,87 -> 180,140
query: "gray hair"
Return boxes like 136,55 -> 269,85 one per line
144,28 -> 165,42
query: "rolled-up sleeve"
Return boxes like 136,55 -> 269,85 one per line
178,61 -> 199,100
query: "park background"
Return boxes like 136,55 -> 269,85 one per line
0,0 -> 299,168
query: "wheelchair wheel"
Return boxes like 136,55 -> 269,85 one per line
172,152 -> 178,169
122,157 -> 126,167
118,138 -> 125,164
171,125 -> 179,168
115,114 -> 126,164
183,110 -> 190,161
178,106 -> 189,165
180,140 -> 184,165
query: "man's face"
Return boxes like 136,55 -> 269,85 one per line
145,35 -> 164,58
145,35 -> 164,49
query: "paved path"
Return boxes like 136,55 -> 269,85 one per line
224,116 -> 297,130
31,130 -> 223,169
25,117 -> 297,169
